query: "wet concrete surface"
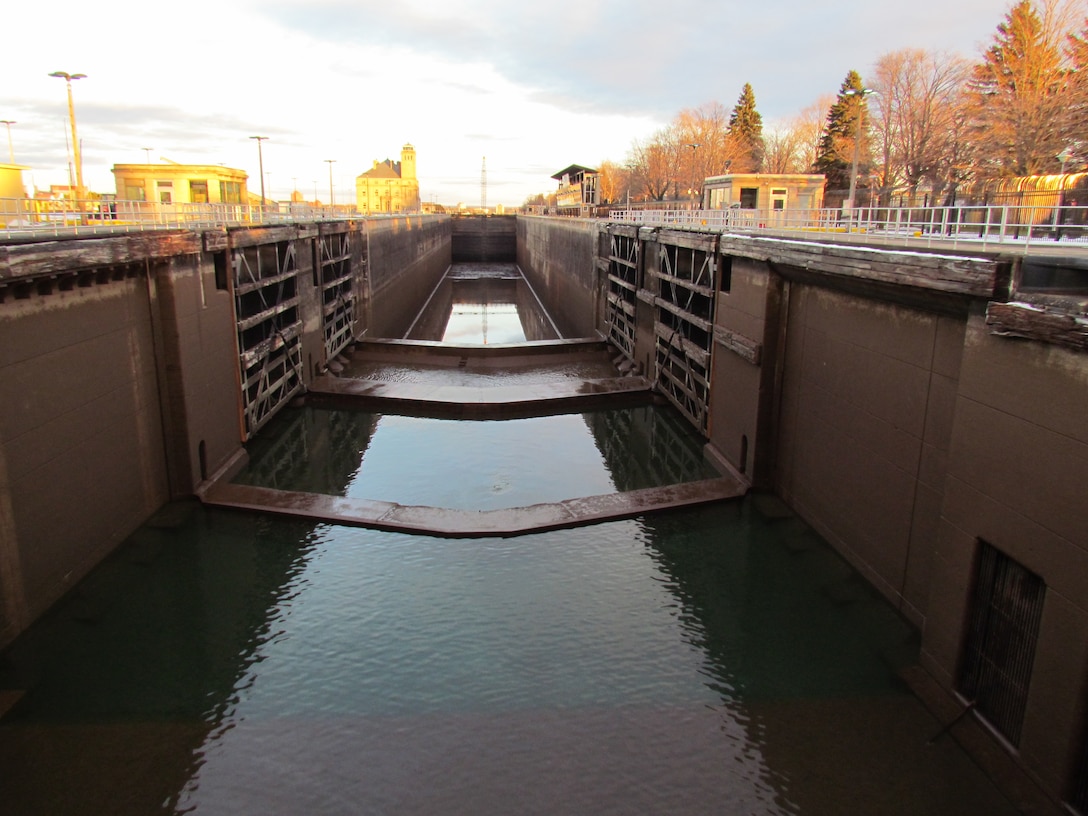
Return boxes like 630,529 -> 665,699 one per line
200,476 -> 745,538
314,339 -> 652,418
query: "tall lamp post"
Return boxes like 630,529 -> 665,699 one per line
0,120 -> 15,163
686,142 -> 701,210
49,72 -> 87,202
843,87 -> 874,212
142,146 -> 153,164
250,136 -> 268,207
325,159 -> 336,210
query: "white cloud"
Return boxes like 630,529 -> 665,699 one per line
4,0 -> 1013,205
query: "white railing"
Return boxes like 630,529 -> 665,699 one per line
0,198 -> 406,238
606,205 -> 1088,252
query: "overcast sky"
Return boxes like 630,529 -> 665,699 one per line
5,0 -> 1015,207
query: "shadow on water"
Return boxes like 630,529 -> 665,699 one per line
0,491 -> 1018,814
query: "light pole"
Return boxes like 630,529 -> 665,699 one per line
0,120 -> 15,163
49,71 -> 87,201
142,147 -> 153,164
250,136 -> 268,206
843,87 -> 874,212
325,159 -> 336,209
686,143 -> 701,209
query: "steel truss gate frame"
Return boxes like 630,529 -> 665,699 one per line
605,227 -> 640,361
231,240 -> 304,438
652,236 -> 717,434
316,230 -> 355,361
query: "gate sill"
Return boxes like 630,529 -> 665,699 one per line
199,476 -> 746,538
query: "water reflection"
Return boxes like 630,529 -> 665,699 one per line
405,265 -> 559,343
233,404 -> 719,510
0,500 -> 1018,815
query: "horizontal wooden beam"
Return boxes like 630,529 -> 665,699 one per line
986,301 -> 1088,351
714,326 -> 762,366
720,234 -> 998,298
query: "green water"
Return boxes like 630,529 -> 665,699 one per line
232,405 -> 721,510
0,497 -> 1016,815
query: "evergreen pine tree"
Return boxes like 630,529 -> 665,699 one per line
967,0 -> 1071,176
727,83 -> 765,172
815,70 -> 872,204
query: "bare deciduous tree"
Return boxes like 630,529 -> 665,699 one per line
871,49 -> 969,202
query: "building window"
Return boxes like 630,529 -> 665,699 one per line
124,183 -> 145,202
739,188 -> 759,208
220,181 -> 242,204
190,180 -> 209,204
958,541 -> 1045,747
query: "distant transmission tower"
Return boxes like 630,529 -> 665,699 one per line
481,156 -> 487,211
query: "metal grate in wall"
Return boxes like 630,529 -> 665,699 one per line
317,231 -> 356,361
605,228 -> 640,360
232,241 -> 304,438
652,240 -> 716,434
958,541 -> 1046,747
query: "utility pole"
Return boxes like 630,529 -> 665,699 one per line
1,121 -> 16,163
325,159 -> 336,209
49,72 -> 87,201
250,136 -> 268,206
481,156 -> 487,212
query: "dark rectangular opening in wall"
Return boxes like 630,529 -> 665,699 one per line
214,252 -> 229,291
958,540 -> 1045,747
719,256 -> 732,293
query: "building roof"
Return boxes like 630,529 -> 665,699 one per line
551,164 -> 597,181
360,160 -> 402,180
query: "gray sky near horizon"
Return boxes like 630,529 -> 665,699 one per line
5,0 -> 1018,205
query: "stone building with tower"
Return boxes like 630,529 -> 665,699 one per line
356,144 -> 420,214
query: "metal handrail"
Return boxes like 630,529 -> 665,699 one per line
0,197 -> 418,239
605,204 -> 1088,252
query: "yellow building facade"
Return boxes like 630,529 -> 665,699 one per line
111,163 -> 248,205
356,144 -> 419,214
702,173 -> 825,211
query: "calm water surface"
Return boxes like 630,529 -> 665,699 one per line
0,499 -> 1015,815
232,405 -> 720,510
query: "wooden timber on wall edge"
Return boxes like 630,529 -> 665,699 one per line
986,301 -> 1088,352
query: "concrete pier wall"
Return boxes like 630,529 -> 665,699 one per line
516,216 -> 599,338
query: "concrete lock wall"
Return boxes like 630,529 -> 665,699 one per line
0,231 -> 242,646
0,215 -> 453,648
516,216 -> 600,338
578,219 -> 1088,810
773,283 -> 966,627
366,215 -> 452,338
451,214 -> 516,264
923,311 -> 1088,797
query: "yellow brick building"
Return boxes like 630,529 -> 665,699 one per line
356,144 -> 419,214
